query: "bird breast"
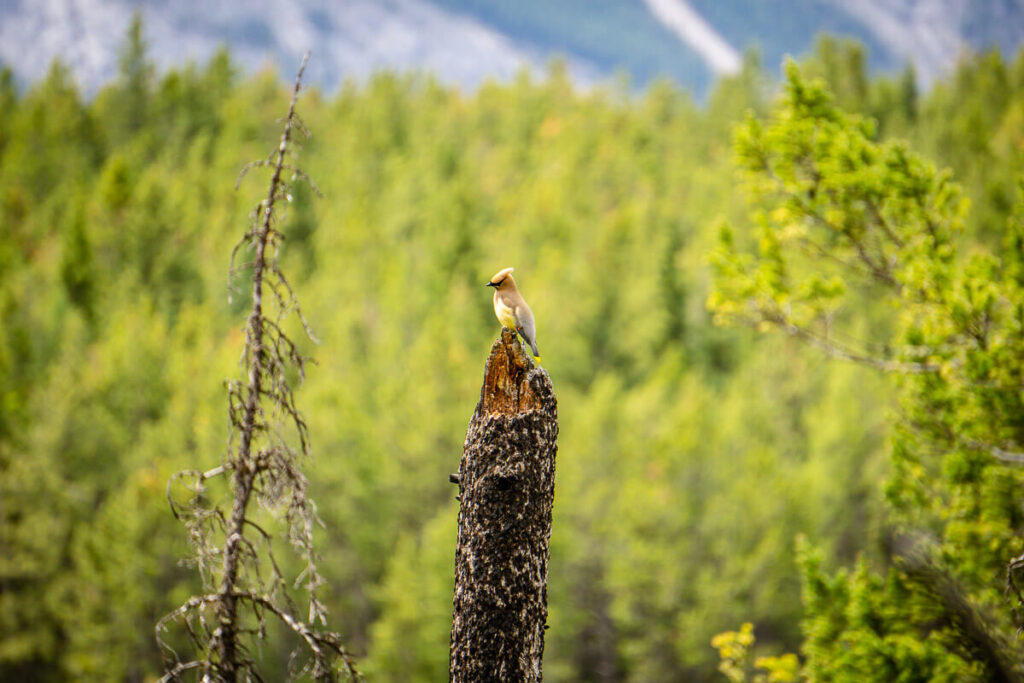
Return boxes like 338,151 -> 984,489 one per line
494,292 -> 518,328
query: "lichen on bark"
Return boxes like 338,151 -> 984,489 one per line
449,327 -> 559,683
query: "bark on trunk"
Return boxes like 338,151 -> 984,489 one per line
449,327 -> 559,683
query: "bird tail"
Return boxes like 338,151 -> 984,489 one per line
530,341 -> 541,364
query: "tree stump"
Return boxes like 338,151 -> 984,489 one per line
449,327 -> 559,682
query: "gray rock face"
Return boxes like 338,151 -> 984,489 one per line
0,0 -> 597,93
1,0 -> 1022,96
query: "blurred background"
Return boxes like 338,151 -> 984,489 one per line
5,0 -> 1024,94
3,1 -> 1024,681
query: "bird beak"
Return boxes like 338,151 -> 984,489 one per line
486,282 -> 498,288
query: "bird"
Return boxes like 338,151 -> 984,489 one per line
487,267 -> 541,363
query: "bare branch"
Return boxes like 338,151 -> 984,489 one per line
763,166 -> 901,289
866,196 -> 905,248
235,155 -> 276,190
281,164 -> 323,197
964,438 -> 1024,465
160,51 -> 357,682
758,311 -> 940,373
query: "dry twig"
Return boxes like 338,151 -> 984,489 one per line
158,52 -> 357,682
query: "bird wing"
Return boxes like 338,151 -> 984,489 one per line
515,302 -> 538,348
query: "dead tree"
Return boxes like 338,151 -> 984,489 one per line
157,53 -> 357,682
449,327 -> 559,682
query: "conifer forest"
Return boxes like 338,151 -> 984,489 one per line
4,15 -> 1024,682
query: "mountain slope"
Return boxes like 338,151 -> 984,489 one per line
0,0 -> 1022,96
0,0 -> 601,93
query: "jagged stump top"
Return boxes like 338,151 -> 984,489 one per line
477,327 -> 556,418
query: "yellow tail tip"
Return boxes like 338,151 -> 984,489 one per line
533,355 -> 542,364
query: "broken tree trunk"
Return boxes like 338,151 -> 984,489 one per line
449,327 -> 559,683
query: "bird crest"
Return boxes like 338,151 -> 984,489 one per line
489,267 -> 515,284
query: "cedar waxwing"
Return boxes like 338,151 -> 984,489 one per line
487,267 -> 541,362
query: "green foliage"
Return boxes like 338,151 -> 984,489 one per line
3,17 -> 1024,681
709,60 -> 1024,680
0,66 -> 16,156
363,508 -> 457,680
108,11 -> 154,142
1,61 -> 103,206
59,198 -> 96,322
795,537 -> 1002,682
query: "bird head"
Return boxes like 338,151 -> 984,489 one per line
486,267 -> 515,289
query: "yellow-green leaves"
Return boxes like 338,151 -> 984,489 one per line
712,58 -> 1024,683
712,622 -> 801,683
